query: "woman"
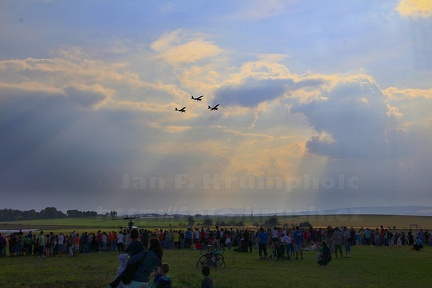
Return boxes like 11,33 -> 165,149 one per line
109,238 -> 162,288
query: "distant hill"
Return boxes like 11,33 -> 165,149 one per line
292,206 -> 432,217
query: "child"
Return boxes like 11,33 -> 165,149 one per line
149,263 -> 172,288
113,253 -> 129,288
201,265 -> 213,288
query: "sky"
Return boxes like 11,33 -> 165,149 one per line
1,0 -> 431,216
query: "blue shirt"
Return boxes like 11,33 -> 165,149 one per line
257,231 -> 268,244
293,230 -> 303,245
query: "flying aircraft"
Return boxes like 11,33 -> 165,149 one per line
175,107 -> 186,113
208,104 -> 220,111
191,95 -> 203,101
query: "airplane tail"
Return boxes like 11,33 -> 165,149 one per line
208,105 -> 211,109
175,108 -> 178,111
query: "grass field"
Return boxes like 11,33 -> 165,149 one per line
1,214 -> 431,232
0,245 -> 430,288
1,216 -> 431,287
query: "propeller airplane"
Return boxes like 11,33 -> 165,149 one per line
208,104 -> 220,111
191,95 -> 203,101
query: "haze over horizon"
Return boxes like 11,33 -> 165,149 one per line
1,1 -> 431,216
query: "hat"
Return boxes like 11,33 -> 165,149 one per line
118,253 -> 129,267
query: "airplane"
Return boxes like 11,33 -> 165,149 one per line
191,95 -> 203,101
208,104 -> 220,111
175,107 -> 186,113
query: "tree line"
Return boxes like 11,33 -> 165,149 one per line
0,207 -> 98,221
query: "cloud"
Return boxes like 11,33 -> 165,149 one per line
383,87 -> 432,132
383,87 -> 432,99
212,61 -> 325,107
396,0 -> 432,18
291,76 -> 412,159
151,30 -> 223,65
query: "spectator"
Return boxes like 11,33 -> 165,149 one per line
256,228 -> 268,260
201,265 -> 213,288
149,263 -> 172,288
317,241 -> 332,266
412,237 -> 424,251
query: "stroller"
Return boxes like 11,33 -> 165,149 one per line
271,240 -> 286,260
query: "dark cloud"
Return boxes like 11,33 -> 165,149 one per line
0,86 -> 143,195
291,80 -> 412,159
213,77 -> 324,107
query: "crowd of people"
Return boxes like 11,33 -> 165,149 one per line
0,225 -> 429,259
0,225 -> 430,287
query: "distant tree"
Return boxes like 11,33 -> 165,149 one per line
299,221 -> 312,228
188,216 -> 195,227
22,209 -> 37,220
264,216 -> 279,227
203,218 -> 213,226
40,207 -> 66,219
110,211 -> 117,217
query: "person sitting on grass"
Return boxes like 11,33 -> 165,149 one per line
149,263 -> 172,288
201,265 -> 213,288
412,236 -> 424,251
317,241 -> 332,266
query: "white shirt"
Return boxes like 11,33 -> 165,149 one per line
281,235 -> 291,244
58,234 -> 64,245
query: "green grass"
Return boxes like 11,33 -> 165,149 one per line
2,214 -> 431,231
0,245 -> 430,288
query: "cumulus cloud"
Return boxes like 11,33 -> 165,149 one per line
396,0 -> 432,18
291,76 -> 411,159
211,61 -> 324,108
151,30 -> 223,65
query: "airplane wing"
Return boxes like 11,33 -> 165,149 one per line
214,104 -> 219,108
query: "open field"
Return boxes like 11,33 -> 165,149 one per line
1,214 -> 431,232
0,216 -> 430,287
0,245 -> 430,288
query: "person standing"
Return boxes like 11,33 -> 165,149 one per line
256,227 -> 268,260
281,233 -> 291,260
37,231 -> 45,259
57,232 -> 64,256
117,231 -> 125,253
0,233 -> 5,257
364,228 -> 371,246
343,227 -> 351,258
293,226 -> 304,260
331,227 -> 343,259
